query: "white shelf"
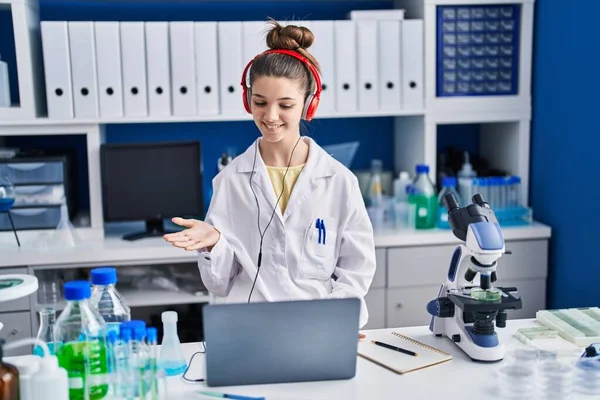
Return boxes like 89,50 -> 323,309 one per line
0,108 -> 426,127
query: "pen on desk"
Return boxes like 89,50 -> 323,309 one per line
196,390 -> 266,400
371,340 -> 418,356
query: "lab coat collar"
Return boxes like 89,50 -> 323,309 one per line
237,136 -> 337,221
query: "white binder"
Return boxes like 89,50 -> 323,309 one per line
356,20 -> 379,112
378,20 -> 402,110
242,21 -> 268,63
194,22 -> 219,115
94,22 -> 123,118
145,22 -> 171,117
401,20 -> 424,110
309,20 -> 335,114
120,22 -> 148,117
41,21 -> 74,119
169,22 -> 196,116
217,21 -> 244,115
68,22 -> 99,118
334,20 -> 357,112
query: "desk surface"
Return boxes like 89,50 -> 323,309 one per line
167,319 -> 573,400
0,222 -> 551,268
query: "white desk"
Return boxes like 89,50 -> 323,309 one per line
166,319 -> 578,400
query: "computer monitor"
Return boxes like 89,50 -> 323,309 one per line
100,140 -> 203,241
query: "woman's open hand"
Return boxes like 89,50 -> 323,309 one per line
163,217 -> 220,251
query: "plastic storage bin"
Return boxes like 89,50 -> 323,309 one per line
0,160 -> 65,184
0,207 -> 61,231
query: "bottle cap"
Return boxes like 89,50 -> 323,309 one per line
90,267 -> 117,285
162,310 -> 178,323
121,327 -> 132,342
416,164 -> 429,174
63,281 -> 91,301
147,327 -> 158,342
442,176 -> 457,187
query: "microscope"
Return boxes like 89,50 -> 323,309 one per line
426,193 -> 522,362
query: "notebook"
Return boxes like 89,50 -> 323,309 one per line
357,331 -> 452,374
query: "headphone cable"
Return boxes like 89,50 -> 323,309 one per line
248,135 -> 302,302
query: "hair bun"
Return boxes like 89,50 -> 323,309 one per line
266,20 -> 314,51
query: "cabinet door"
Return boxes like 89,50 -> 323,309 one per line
371,248 -> 386,289
387,286 -> 440,328
0,268 -> 31,313
364,288 -> 385,330
495,278 -> 547,320
0,312 -> 33,356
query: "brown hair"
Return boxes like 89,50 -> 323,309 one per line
249,19 -> 321,98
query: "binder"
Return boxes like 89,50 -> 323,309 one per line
358,331 -> 452,374
170,22 -> 196,116
145,22 -> 171,117
217,21 -> 244,115
356,20 -> 379,112
68,22 -> 99,118
334,20 -> 357,112
242,21 -> 268,63
94,22 -> 123,118
41,21 -> 74,119
378,20 -> 402,110
308,21 -> 335,114
120,22 -> 148,117
194,22 -> 220,115
401,20 -> 424,110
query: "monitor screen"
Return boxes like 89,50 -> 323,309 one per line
100,141 -> 203,224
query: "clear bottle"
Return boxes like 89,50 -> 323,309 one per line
0,338 -> 20,399
33,306 -> 56,356
457,151 -> 477,204
367,159 -> 384,208
437,177 -> 461,229
159,311 -> 187,376
54,280 -> 109,400
408,164 -> 437,230
89,267 -> 131,336
393,171 -> 411,203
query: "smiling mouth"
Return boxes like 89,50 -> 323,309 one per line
263,122 -> 284,130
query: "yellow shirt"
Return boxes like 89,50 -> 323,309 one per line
266,163 -> 306,214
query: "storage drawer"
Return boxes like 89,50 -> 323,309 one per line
14,184 -> 65,207
371,249 -> 386,289
364,288 -> 385,330
387,239 -> 548,288
0,268 -> 31,313
0,312 -> 33,356
495,278 -> 546,320
0,161 -> 65,184
387,286 -> 440,328
0,207 -> 61,231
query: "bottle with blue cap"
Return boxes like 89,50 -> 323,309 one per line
89,267 -> 131,336
54,280 -> 108,400
407,164 -> 438,229
437,177 -> 462,229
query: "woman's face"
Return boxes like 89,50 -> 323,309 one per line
250,76 -> 305,144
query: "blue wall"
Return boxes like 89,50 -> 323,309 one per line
530,0 -> 600,308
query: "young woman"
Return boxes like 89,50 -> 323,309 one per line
163,20 -> 376,327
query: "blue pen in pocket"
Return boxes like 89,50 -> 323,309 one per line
320,219 -> 326,245
315,218 -> 322,244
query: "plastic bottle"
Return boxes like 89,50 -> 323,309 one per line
437,177 -> 461,229
457,151 -> 477,204
89,267 -> 131,336
159,311 -> 187,376
54,280 -> 109,400
0,338 -> 20,399
33,306 -> 56,356
30,355 -> 69,400
367,159 -> 384,208
407,164 -> 437,229
393,171 -> 411,203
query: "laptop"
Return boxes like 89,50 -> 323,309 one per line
202,297 -> 361,387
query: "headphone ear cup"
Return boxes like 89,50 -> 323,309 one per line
243,87 -> 252,114
304,95 -> 320,122
302,94 -> 314,121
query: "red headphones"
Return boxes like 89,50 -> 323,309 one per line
240,49 -> 323,122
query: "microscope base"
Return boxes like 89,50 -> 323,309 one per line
445,319 -> 505,362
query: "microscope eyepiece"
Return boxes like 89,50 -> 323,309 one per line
443,193 -> 460,212
472,193 -> 489,208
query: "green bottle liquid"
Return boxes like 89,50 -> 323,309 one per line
56,340 -> 109,400
407,164 -> 438,230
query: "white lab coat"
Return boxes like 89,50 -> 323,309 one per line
197,137 -> 376,328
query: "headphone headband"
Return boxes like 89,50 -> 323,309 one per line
240,49 -> 323,121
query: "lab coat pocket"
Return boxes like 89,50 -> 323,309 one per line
300,217 -> 337,280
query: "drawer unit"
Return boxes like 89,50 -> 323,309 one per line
364,288 -> 385,330
0,268 -> 31,313
0,207 -> 61,231
0,312 -> 33,356
371,248 -> 386,289
0,160 -> 66,185
387,286 -> 439,328
13,184 -> 66,207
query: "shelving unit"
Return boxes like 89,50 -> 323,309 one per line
0,0 -> 546,343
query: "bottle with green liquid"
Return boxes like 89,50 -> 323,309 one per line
54,280 -> 109,400
408,164 -> 438,229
